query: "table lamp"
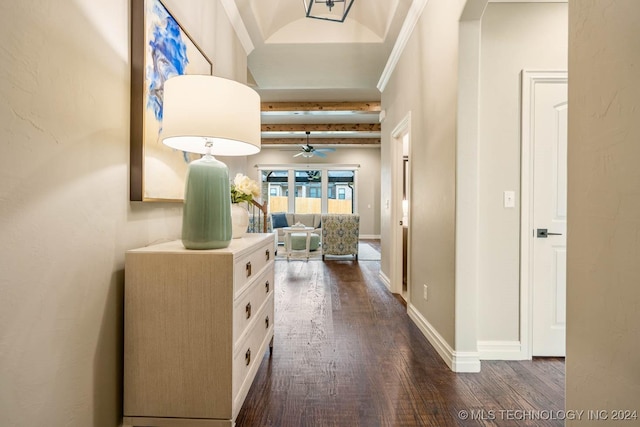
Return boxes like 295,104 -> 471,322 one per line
161,75 -> 261,249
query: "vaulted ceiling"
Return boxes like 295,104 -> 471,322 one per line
224,0 -> 414,147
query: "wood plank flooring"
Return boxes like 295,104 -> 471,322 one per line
236,249 -> 564,426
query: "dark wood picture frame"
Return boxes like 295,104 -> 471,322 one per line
130,0 -> 213,201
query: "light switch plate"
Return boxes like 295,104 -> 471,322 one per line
504,191 -> 515,208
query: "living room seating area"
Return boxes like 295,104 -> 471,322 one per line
270,213 -> 322,245
269,212 -> 360,261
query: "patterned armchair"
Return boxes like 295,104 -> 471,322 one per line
321,214 -> 360,261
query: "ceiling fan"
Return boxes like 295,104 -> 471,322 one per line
294,131 -> 336,158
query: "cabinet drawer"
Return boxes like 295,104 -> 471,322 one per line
233,267 -> 274,343
234,240 -> 274,296
232,294 -> 274,401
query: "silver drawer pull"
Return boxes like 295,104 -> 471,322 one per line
266,249 -> 270,261
265,316 -> 270,329
265,280 -> 270,293
245,302 -> 252,319
245,348 -> 251,366
246,261 -> 252,277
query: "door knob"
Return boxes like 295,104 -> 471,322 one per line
536,228 -> 563,238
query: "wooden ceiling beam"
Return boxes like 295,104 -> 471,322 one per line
262,123 -> 381,132
262,138 -> 380,146
261,101 -> 381,112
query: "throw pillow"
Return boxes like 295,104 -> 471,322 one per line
271,213 -> 288,229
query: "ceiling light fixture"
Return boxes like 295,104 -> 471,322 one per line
303,0 -> 355,23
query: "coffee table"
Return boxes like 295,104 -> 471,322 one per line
283,226 -> 317,261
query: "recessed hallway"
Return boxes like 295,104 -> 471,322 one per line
236,252 -> 564,426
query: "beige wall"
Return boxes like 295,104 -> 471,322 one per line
249,147 -> 381,237
0,1 -> 246,425
567,0 -> 640,420
381,0 -> 466,347
381,0 -> 569,365
477,3 -> 568,343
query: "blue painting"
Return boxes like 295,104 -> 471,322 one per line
131,0 -> 212,201
146,1 -> 188,124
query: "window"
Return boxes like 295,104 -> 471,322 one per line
258,166 -> 357,214
328,170 -> 354,213
295,170 -> 321,213
261,170 -> 289,212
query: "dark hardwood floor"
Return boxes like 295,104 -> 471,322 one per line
236,247 -> 565,426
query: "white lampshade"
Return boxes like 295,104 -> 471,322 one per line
161,75 -> 261,156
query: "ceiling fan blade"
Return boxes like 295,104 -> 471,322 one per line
293,152 -> 304,157
313,151 -> 327,158
315,147 -> 336,152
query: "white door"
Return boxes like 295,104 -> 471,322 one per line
531,80 -> 568,356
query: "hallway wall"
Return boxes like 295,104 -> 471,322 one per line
567,0 -> 640,419
477,2 -> 568,350
0,1 -> 246,425
381,0 -> 466,352
381,0 -> 569,367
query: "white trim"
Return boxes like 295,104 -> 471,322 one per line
453,352 -> 482,373
477,341 -> 525,360
520,70 -> 568,360
408,304 -> 481,372
377,0 -> 430,92
453,2 -> 486,360
379,271 -> 392,292
359,234 -> 381,240
390,113 -> 412,140
408,304 -> 454,368
220,0 -> 254,55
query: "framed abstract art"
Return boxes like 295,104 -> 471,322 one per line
130,0 -> 213,201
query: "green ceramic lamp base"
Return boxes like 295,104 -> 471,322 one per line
181,155 -> 232,249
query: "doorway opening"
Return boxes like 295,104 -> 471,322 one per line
391,113 -> 411,302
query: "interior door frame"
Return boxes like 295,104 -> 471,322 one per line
520,70 -> 568,359
391,112 -> 411,299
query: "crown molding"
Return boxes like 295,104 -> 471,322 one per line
377,0 -> 430,93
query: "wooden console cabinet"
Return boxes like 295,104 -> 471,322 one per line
123,234 -> 275,427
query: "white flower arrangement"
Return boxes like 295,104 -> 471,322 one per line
231,173 -> 260,204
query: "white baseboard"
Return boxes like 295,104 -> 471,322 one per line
407,304 -> 481,373
453,351 -> 483,373
477,340 -> 528,360
360,234 -> 381,240
378,271 -> 391,292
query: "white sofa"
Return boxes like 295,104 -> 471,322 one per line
270,213 -> 322,244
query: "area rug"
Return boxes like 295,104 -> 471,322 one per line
355,242 -> 381,261
275,242 -> 380,261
